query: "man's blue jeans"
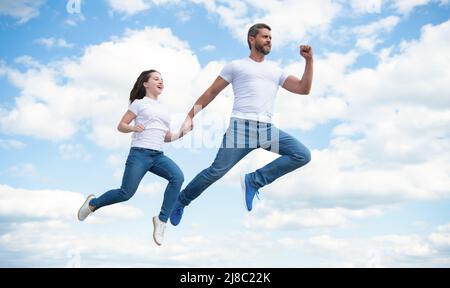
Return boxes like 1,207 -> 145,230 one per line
90,147 -> 184,222
178,117 -> 311,206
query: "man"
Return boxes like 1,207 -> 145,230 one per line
171,23 -> 313,226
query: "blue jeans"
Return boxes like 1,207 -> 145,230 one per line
178,117 -> 311,206
90,147 -> 184,222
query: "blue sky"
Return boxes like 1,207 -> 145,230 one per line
0,0 -> 450,267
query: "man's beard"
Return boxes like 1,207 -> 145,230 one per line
255,42 -> 271,55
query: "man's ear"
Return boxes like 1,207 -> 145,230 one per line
249,36 -> 255,47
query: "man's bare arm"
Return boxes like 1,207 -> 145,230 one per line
282,45 -> 314,95
187,76 -> 229,119
180,76 -> 229,133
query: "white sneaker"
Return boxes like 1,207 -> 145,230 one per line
152,216 -> 166,246
77,194 -> 95,221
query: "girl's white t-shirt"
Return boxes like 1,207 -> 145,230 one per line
128,97 -> 170,151
219,57 -> 288,123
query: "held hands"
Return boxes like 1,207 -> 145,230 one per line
300,45 -> 313,60
180,116 -> 193,136
168,116 -> 193,141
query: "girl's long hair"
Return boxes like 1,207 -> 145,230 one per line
129,69 -> 159,103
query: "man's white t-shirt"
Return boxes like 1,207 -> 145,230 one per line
128,97 -> 170,151
219,57 -> 288,123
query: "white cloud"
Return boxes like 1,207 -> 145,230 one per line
263,144 -> 450,207
275,92 -> 348,131
176,10 -> 192,22
107,153 -> 125,168
138,181 -> 165,197
0,184 -> 143,221
58,143 -> 91,161
13,55 -> 41,68
391,0 -> 432,14
351,0 -> 383,14
365,21 -> 450,108
185,0 -> 450,51
0,187 -> 448,267
106,153 -> 126,180
307,235 -> 348,251
374,234 -> 435,257
0,139 -> 26,150
35,38 -> 74,49
192,0 -> 342,47
106,0 -> 152,15
429,223 -> 450,247
353,16 -> 401,52
0,218 -> 330,266
0,0 -> 46,24
64,13 -> 86,27
279,231 -> 443,267
0,220 -> 271,267
334,20 -> 450,161
354,16 -> 400,36
105,0 -> 445,57
244,204 -> 384,230
350,0 -> 449,16
200,44 -> 216,52
170,60 -> 234,151
274,51 -> 357,131
106,0 -> 183,15
5,163 -> 37,178
105,0 -> 343,47
259,0 -> 342,45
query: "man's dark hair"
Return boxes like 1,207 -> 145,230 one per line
247,23 -> 271,50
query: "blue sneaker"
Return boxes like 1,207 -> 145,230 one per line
241,174 -> 260,211
170,200 -> 185,226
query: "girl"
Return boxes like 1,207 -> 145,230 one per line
78,69 -> 187,246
